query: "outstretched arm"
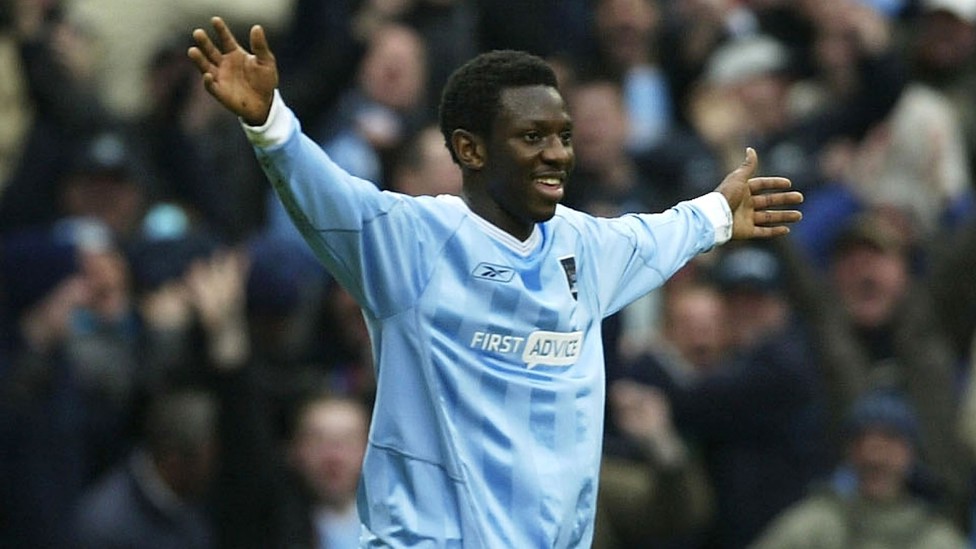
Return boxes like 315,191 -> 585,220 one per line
187,16 -> 278,126
716,148 -> 803,240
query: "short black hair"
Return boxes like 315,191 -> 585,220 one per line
439,50 -> 559,163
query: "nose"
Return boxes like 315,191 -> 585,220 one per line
541,135 -> 573,166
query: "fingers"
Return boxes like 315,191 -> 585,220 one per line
191,27 -> 222,66
743,146 -> 757,167
752,225 -> 792,238
754,209 -> 802,226
751,190 -> 804,209
249,24 -> 273,62
733,147 -> 759,180
748,176 -> 793,193
211,16 -> 241,54
187,46 -> 211,78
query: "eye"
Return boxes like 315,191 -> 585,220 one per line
560,130 -> 573,146
523,130 -> 542,144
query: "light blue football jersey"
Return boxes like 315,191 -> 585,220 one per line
244,92 -> 731,548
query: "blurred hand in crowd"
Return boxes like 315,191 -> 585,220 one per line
185,249 -> 251,369
19,243 -> 131,352
610,380 -> 687,465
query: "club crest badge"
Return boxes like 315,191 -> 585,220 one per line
559,255 -> 577,300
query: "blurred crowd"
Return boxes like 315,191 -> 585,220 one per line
1,0 -> 976,547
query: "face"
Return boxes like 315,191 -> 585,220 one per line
60,172 -> 144,237
471,85 -> 574,239
831,246 -> 909,330
290,399 -> 369,508
721,289 -> 788,349
664,287 -> 728,373
360,24 -> 427,111
733,74 -> 790,136
848,428 -> 914,502
595,0 -> 658,67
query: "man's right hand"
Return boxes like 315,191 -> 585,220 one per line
187,16 -> 278,126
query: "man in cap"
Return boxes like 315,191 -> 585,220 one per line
751,391 -> 968,549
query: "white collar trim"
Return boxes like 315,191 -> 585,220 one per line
446,196 -> 542,256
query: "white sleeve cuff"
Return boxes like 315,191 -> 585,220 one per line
688,191 -> 733,246
240,89 -> 292,148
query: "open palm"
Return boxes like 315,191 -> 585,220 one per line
187,17 -> 278,126
717,148 -> 804,240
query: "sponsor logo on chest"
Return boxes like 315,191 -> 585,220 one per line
470,329 -> 584,369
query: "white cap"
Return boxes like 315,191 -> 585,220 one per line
924,0 -> 976,24
704,35 -> 790,87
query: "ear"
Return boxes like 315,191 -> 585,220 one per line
451,129 -> 485,171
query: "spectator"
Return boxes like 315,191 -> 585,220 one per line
242,233 -> 335,421
750,391 -> 968,549
6,218 -> 141,479
311,21 -> 429,184
0,223 -> 94,547
587,0 -> 674,153
173,245 -> 370,549
815,20 -> 974,236
287,393 -> 370,549
72,389 -> 218,549
657,0 -> 761,120
594,380 -> 713,549
1,0 -> 974,546
789,211 -> 969,517
659,280 -> 730,376
909,0 -> 976,178
563,76 -> 658,215
351,0 -> 480,123
388,124 -> 462,197
265,22 -> 430,247
840,214 -> 967,492
562,75 -> 665,365
274,0 -> 361,127
58,128 -> 153,242
633,244 -> 831,548
135,41 -> 268,243
0,0 -> 111,234
697,2 -> 905,192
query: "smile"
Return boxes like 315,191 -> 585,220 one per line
534,176 -> 563,187
533,175 -> 565,201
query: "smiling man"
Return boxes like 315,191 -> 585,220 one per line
189,17 -> 803,548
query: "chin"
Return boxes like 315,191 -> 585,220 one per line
533,202 -> 561,220
533,210 -> 557,223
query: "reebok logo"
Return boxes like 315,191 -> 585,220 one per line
472,262 -> 515,282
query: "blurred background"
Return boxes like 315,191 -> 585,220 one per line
1,0 -> 976,547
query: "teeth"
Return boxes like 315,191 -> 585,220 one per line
536,177 -> 561,186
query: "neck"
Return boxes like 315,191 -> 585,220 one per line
461,191 -> 533,241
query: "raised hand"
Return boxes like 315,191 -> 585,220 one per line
185,249 -> 251,369
609,380 -> 687,465
716,148 -> 804,240
187,16 -> 278,126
